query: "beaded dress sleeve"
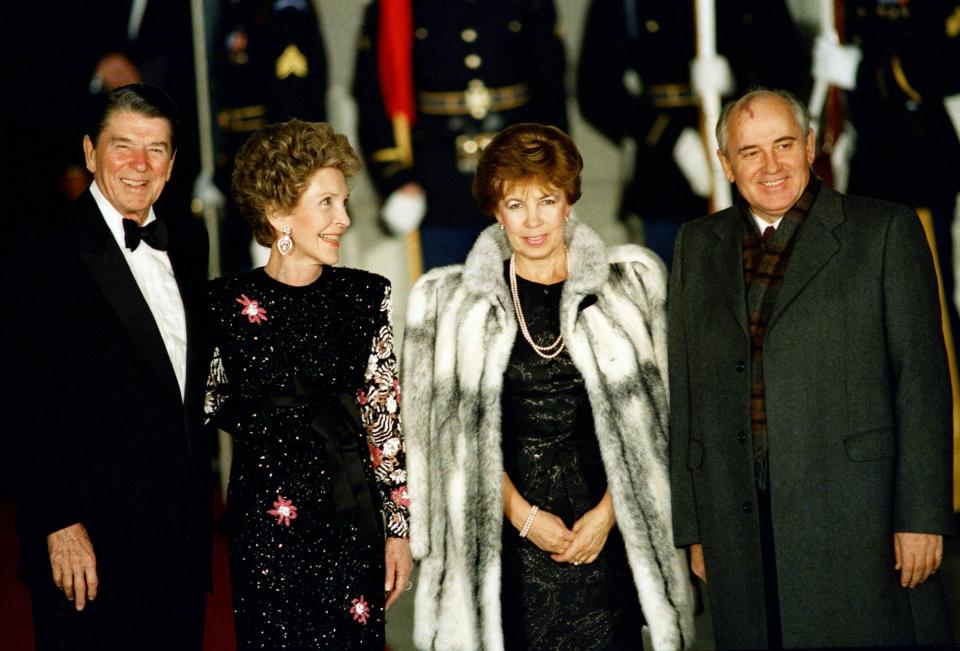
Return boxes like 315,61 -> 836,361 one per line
360,284 -> 410,538
204,345 -> 229,427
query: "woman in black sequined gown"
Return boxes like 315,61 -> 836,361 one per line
205,120 -> 412,650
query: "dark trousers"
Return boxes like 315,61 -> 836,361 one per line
31,577 -> 206,651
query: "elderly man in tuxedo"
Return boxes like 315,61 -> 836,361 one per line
668,88 -> 954,649
10,84 -> 211,651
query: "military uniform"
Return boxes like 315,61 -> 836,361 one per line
213,0 -> 328,274
845,0 -> 960,209
844,0 -> 960,348
353,0 -> 568,272
20,0 -> 199,220
576,0 -> 808,269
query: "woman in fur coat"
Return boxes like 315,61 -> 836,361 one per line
402,123 -> 694,650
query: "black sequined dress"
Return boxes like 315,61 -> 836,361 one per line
501,268 -> 644,650
206,267 -> 409,650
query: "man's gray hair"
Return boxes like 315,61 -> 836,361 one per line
715,88 -> 810,156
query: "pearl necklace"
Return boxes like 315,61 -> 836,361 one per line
509,245 -> 568,360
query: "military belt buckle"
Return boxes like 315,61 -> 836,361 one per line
455,133 -> 495,173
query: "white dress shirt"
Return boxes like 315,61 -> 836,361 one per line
91,181 -> 188,400
752,212 -> 784,234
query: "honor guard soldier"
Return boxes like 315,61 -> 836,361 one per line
353,0 -> 569,274
213,0 -> 329,274
815,0 -> 960,339
815,1 -> 960,509
577,0 -> 808,269
35,1 -> 200,221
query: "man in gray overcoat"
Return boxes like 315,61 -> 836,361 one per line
668,88 -> 955,649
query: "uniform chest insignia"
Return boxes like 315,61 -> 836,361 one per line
276,44 -> 309,80
875,0 -> 911,20
226,29 -> 249,65
272,0 -> 308,11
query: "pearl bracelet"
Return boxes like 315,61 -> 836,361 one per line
519,505 -> 539,538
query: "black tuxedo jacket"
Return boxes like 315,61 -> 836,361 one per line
10,190 -> 212,595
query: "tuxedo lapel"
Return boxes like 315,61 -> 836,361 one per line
71,192 -> 183,405
710,210 -> 748,336
768,187 -> 844,331
165,219 -> 206,411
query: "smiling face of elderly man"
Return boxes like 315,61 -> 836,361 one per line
717,92 -> 815,224
82,110 -> 176,225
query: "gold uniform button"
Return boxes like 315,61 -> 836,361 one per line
415,27 -> 429,40
465,54 -> 482,69
508,20 -> 522,33
646,19 -> 659,33
461,28 -> 477,42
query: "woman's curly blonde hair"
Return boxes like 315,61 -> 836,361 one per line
232,119 -> 362,246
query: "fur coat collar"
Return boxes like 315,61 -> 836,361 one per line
403,220 -> 694,650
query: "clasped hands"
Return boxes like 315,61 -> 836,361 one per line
524,492 -> 616,566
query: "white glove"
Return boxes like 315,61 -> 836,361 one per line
691,55 -> 734,99
192,170 -> 226,213
830,122 -> 856,195
812,35 -> 862,91
944,93 -> 960,142
382,184 -> 427,235
673,127 -> 711,198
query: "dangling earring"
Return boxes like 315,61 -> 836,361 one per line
498,222 -> 505,231
277,223 -> 294,256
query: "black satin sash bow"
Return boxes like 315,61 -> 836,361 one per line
217,377 -> 382,546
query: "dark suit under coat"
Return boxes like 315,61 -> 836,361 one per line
668,185 -> 954,648
10,190 -> 212,647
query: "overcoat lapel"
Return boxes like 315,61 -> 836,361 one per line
710,211 -> 749,336
768,187 -> 843,331
72,191 -> 183,406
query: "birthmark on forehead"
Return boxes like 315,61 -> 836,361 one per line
740,100 -> 756,119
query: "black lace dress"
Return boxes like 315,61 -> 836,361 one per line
206,267 -> 409,650
500,268 -> 644,650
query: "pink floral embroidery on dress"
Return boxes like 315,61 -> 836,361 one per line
349,595 -> 370,624
369,443 -> 383,469
267,495 -> 298,526
236,294 -> 267,324
390,486 -> 410,509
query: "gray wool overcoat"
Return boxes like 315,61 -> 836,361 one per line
668,184 -> 955,649
402,221 -> 695,650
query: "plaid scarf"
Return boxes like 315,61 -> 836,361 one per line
742,178 -> 820,489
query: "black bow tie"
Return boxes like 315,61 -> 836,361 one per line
123,218 -> 168,252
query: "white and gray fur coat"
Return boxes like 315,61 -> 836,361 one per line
401,220 -> 695,651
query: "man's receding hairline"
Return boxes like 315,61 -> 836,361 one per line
727,95 -> 804,141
